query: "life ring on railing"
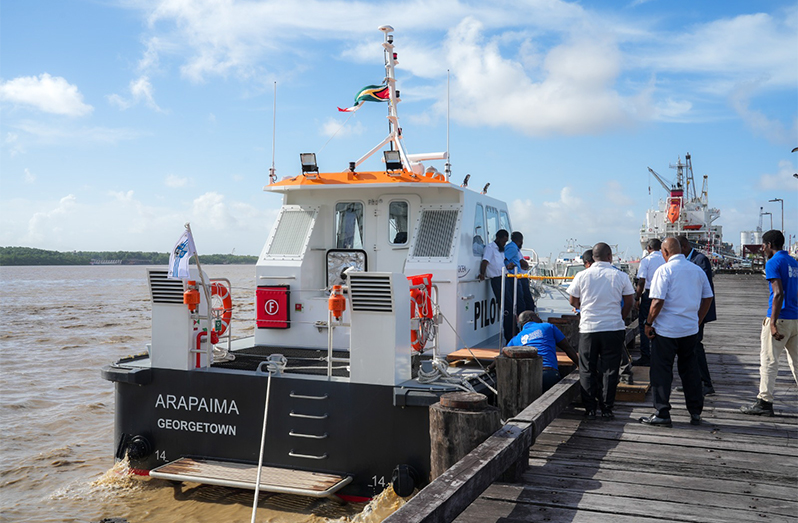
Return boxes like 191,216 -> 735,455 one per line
407,274 -> 433,351
210,282 -> 233,336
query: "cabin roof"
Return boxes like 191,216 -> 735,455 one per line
265,169 -> 451,192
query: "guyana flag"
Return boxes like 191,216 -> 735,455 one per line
338,84 -> 391,112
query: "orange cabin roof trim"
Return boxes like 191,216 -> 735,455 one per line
268,169 -> 450,188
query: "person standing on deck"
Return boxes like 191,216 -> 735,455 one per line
568,242 -> 634,420
506,311 -> 578,392
479,229 -> 517,344
677,235 -> 717,395
740,230 -> 798,416
505,231 -> 534,313
633,239 -> 665,367
639,238 -> 713,427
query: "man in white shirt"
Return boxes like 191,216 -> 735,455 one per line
640,237 -> 714,427
633,239 -> 666,366
568,243 -> 634,420
479,229 -> 517,343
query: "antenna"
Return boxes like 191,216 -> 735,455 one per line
445,69 -> 451,182
269,81 -> 277,184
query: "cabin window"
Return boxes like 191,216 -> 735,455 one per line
486,205 -> 499,240
500,210 -> 511,233
335,202 -> 364,249
389,200 -> 409,244
473,203 -> 486,257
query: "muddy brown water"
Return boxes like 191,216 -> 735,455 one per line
0,265 -> 407,522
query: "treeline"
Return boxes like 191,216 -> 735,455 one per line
0,247 -> 258,266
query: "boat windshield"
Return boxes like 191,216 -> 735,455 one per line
564,265 -> 586,278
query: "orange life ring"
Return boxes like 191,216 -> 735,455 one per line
210,282 -> 233,336
407,274 -> 433,351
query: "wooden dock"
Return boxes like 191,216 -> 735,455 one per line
388,274 -> 798,523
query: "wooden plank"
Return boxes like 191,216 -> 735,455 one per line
460,482 -> 797,523
521,460 -> 798,503
383,375 -> 580,523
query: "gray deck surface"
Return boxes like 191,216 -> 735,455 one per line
455,274 -> 798,523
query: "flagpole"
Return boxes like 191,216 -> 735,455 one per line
185,222 -> 214,366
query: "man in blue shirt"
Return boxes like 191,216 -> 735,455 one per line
504,231 -> 534,313
741,230 -> 798,416
507,311 -> 578,392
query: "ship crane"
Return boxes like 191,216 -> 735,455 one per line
647,167 -> 678,194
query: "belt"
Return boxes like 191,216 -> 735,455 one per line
542,366 -> 558,371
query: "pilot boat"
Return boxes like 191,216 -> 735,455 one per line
103,25 -> 519,501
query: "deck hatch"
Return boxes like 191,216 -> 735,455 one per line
412,209 -> 459,258
347,274 -> 393,312
147,269 -> 184,304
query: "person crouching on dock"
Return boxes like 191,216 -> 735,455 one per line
506,311 -> 578,392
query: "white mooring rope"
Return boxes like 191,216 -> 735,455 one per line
251,354 -> 286,523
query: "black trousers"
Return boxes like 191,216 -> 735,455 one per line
490,276 -> 525,343
637,291 -> 651,358
578,330 -> 624,412
651,333 -> 703,418
695,323 -> 713,387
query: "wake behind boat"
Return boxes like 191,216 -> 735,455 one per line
102,26 -> 533,501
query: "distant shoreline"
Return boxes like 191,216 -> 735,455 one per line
0,247 -> 258,266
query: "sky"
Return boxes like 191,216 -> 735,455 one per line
1,0 -> 796,260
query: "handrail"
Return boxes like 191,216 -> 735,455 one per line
383,373 -> 580,523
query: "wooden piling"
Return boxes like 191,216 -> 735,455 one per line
496,347 -> 542,421
429,392 -> 501,481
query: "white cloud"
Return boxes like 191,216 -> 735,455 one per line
26,194 -> 77,243
446,18 -> 631,136
0,74 -> 93,117
321,117 -> 364,139
108,75 -> 165,112
23,168 -> 36,184
5,132 -> 24,157
730,81 -> 792,145
511,182 -> 640,258
165,174 -> 189,188
9,120 -> 142,145
759,160 -> 797,190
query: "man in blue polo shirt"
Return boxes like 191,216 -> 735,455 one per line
741,230 -> 798,416
507,311 -> 578,392
504,231 -> 534,312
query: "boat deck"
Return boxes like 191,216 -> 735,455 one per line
391,273 -> 797,523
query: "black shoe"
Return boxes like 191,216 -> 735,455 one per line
584,410 -> 596,420
690,414 -> 701,425
639,414 -> 672,427
740,399 -> 774,417
632,357 -> 650,367
703,385 -> 716,396
601,410 -> 615,421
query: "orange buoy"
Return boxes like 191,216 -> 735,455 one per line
328,285 -> 346,320
183,280 -> 200,312
210,282 -> 233,336
407,274 -> 434,351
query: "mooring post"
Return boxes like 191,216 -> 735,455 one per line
496,347 -> 542,421
429,392 -> 501,481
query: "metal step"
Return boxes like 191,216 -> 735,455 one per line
149,457 -> 352,498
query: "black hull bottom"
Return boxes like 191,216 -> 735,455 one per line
111,368 -> 430,498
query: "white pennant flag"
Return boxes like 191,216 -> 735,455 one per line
168,228 -> 198,280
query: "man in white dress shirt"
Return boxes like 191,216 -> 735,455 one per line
640,238 -> 714,427
568,243 -> 634,420
633,239 -> 666,366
